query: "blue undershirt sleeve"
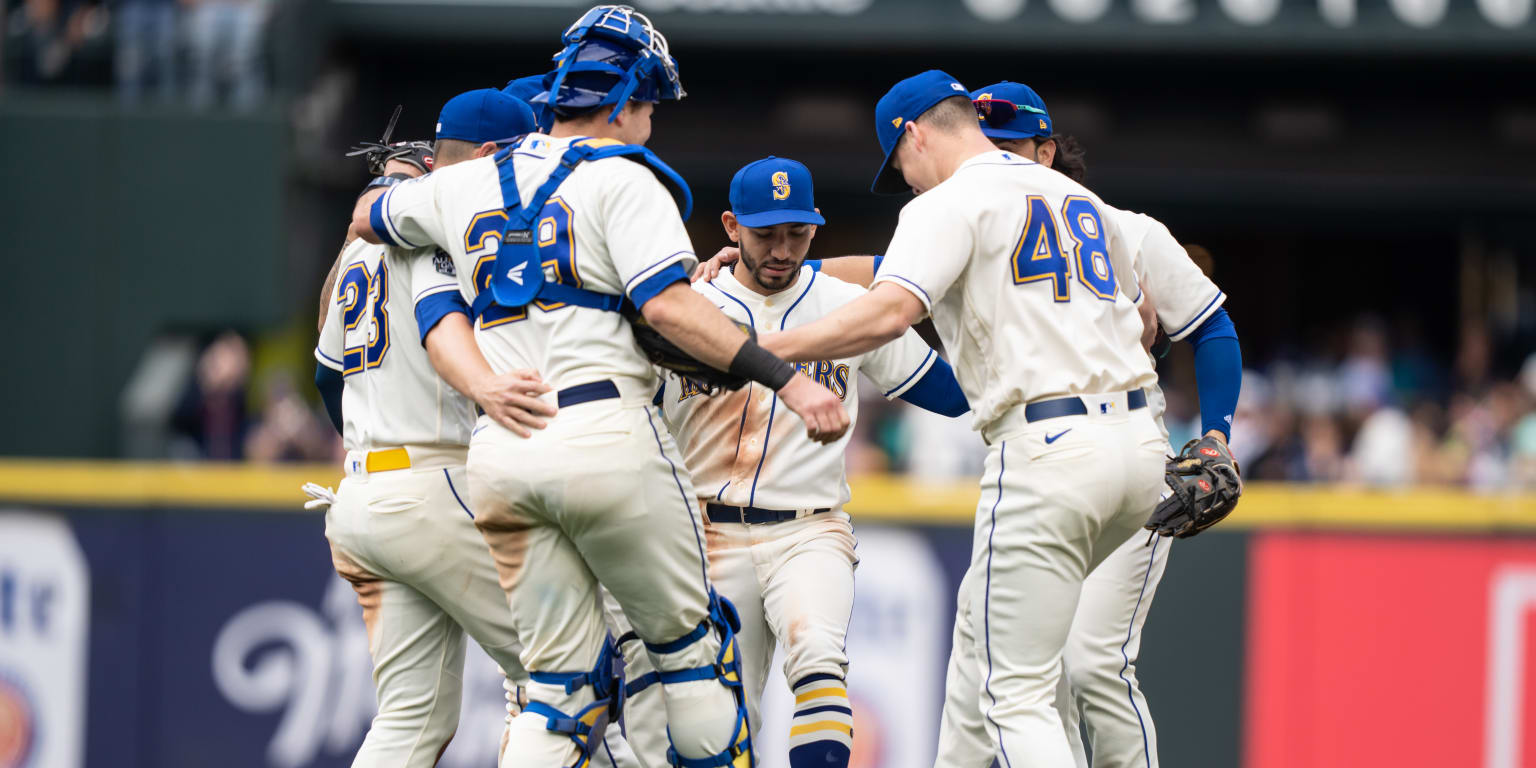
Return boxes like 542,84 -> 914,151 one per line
896,357 -> 969,417
314,361 -> 344,435
1186,307 -> 1242,439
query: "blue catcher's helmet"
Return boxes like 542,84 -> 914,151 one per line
502,73 -> 556,133
536,5 -> 685,124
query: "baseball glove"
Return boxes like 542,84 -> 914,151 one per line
348,139 -> 434,176
629,315 -> 752,393
1144,436 -> 1242,539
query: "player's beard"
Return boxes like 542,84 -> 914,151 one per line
738,242 -> 801,292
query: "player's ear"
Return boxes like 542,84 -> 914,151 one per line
474,141 -> 498,159
1036,138 -> 1056,168
721,211 -> 740,242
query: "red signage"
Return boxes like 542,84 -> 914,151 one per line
1244,533 -> 1536,768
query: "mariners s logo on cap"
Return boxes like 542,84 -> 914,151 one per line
771,171 -> 791,201
730,156 -> 825,227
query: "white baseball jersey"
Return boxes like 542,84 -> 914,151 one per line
1109,205 -> 1226,436
370,134 -> 697,392
1110,207 -> 1224,344
315,238 -> 475,452
871,150 -> 1156,434
658,267 -> 937,510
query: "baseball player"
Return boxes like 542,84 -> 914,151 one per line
698,83 -> 1244,768
617,156 -> 968,768
311,88 -> 579,768
925,81 -> 1244,768
347,7 -> 849,768
758,71 -> 1166,768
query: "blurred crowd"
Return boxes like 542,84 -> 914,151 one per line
170,317 -> 1536,492
861,319 -> 1536,492
6,0 -> 269,109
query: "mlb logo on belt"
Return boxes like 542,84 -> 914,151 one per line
1100,402 -> 1117,414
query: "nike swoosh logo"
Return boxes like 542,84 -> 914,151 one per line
1045,429 -> 1071,444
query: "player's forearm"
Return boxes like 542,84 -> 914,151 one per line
424,313 -> 497,400
351,189 -> 387,245
762,282 -> 921,363
814,255 -> 880,288
642,281 -> 768,370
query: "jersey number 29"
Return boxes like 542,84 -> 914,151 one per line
1010,195 -> 1117,302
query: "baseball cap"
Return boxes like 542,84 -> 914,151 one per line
969,81 -> 1052,141
502,74 -> 555,133
871,70 -> 970,195
436,88 -> 537,145
730,156 -> 826,227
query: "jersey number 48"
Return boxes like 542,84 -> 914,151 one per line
1011,195 -> 1117,303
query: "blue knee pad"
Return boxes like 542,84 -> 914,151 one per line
524,635 -> 627,768
643,592 -> 753,768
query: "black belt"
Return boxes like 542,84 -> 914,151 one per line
557,380 -> 620,408
1024,389 -> 1146,423
705,503 -> 831,525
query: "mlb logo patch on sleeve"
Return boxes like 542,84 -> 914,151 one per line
433,250 -> 456,276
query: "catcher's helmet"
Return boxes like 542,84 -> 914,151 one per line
536,5 -> 684,124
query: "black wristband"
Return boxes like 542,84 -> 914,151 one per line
729,339 -> 796,391
359,172 -> 414,197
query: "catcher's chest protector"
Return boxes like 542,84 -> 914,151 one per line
470,137 -> 692,319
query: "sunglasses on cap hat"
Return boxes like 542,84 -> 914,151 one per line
973,96 -> 1049,128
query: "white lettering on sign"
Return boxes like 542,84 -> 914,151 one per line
1484,565 -> 1536,768
1051,0 -> 1113,24
1220,0 -> 1282,24
1133,0 -> 1196,24
1389,0 -> 1450,25
964,0 -> 1027,21
1478,0 -> 1532,26
212,576 -> 511,768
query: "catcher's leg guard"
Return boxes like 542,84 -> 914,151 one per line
645,593 -> 753,768
522,636 -> 627,768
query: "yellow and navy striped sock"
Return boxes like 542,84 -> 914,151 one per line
787,673 -> 853,768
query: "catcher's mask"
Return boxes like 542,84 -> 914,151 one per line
535,5 -> 685,124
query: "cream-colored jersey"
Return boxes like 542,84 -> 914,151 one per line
315,238 -> 475,452
659,267 -> 936,510
1108,205 -> 1226,436
871,150 -> 1156,434
1110,207 -> 1224,343
371,134 -> 698,394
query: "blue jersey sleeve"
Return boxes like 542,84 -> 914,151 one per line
314,361 -> 344,435
1186,307 -> 1241,439
897,356 -> 969,417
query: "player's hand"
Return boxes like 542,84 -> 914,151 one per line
471,369 -> 557,438
691,246 -> 741,283
776,374 -> 850,445
383,157 -> 427,178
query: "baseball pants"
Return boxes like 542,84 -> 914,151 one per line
325,447 -> 527,768
619,507 -> 858,768
936,530 -> 1171,768
944,397 -> 1166,768
466,397 -> 743,768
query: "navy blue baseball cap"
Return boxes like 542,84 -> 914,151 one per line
502,74 -> 555,133
436,88 -> 537,145
871,70 -> 971,194
730,156 -> 826,227
969,81 -> 1052,141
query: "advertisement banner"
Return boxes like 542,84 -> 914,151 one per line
1244,533 -> 1536,768
0,512 -> 90,768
